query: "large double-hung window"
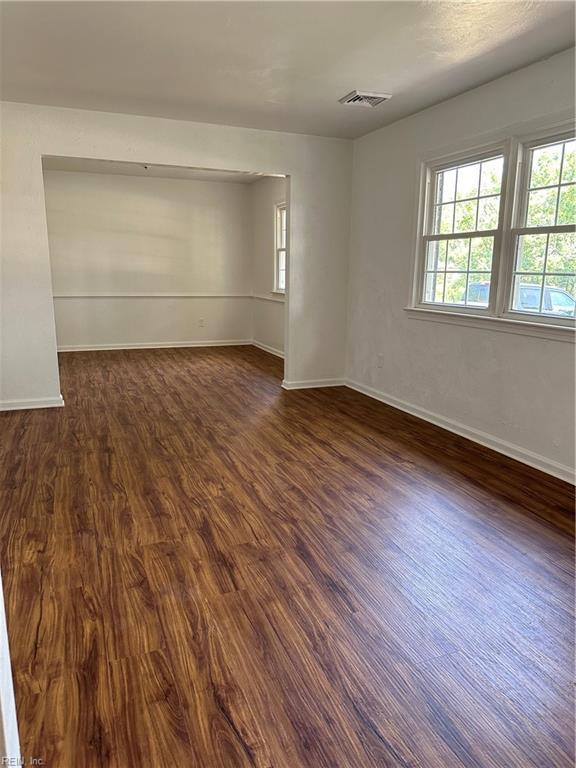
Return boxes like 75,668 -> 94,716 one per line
413,123 -> 575,332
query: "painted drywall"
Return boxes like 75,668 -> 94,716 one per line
0,102 -> 351,406
252,297 -> 285,356
52,297 -> 253,350
45,171 -> 253,295
347,48 -> 575,479
44,170 -> 254,348
250,176 -> 286,354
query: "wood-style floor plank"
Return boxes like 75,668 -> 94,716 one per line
0,345 -> 573,767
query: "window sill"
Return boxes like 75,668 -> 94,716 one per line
253,293 -> 285,304
404,306 -> 575,342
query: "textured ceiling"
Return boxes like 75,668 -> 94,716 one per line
1,1 -> 574,138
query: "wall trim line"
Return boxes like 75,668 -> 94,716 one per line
53,293 -> 253,299
345,379 -> 575,485
282,378 -> 345,390
0,395 -> 64,412
57,340 -> 253,352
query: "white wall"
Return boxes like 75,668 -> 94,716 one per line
0,102 -> 351,407
347,48 -> 575,480
46,171 -> 252,295
250,176 -> 286,355
44,170 -> 254,349
52,296 -> 253,350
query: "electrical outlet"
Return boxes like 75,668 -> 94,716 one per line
198,318 -> 206,327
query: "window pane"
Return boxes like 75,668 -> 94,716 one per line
424,234 -> 494,308
454,199 -> 477,232
456,163 -> 480,200
424,272 -> 434,302
278,269 -> 286,291
424,272 -> 445,303
432,155 -> 503,236
530,143 -> 562,188
547,232 -> 576,273
512,230 -> 575,317
557,184 -> 576,225
479,157 -> 503,196
477,195 -> 500,230
466,274 -> 491,307
444,272 -> 468,304
562,140 -> 576,183
446,238 -> 469,270
526,187 -> 558,227
543,277 -> 576,317
426,240 -> 447,270
436,168 -> 456,204
516,234 -> 547,272
277,206 -> 287,248
278,250 -> 286,271
469,237 -> 494,270
436,203 -> 454,234
512,276 -> 543,313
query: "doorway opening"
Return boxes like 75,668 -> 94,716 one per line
41,156 -> 290,381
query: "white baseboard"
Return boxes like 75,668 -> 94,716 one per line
0,395 -> 64,412
282,378 -> 345,390
252,341 -> 284,358
57,339 -> 252,352
57,340 -> 285,357
346,379 -> 575,485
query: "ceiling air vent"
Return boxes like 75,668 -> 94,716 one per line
338,90 -> 392,108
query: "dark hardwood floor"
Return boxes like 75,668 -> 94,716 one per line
0,345 -> 573,767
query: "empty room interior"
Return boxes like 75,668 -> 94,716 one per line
0,2 -> 574,766
42,158 -> 287,359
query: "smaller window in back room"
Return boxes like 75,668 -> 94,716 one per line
275,203 -> 287,292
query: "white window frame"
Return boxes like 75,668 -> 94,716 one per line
408,119 -> 576,341
274,202 -> 287,294
414,142 -> 509,318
